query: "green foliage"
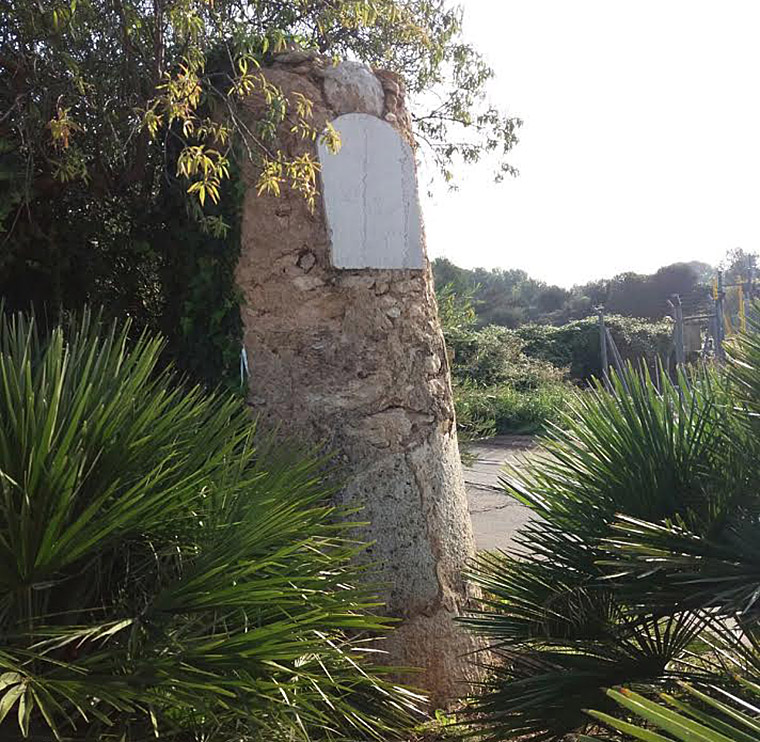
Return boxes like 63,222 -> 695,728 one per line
437,283 -> 478,336
0,1 -> 520,388
450,324 -> 565,390
721,248 -> 760,335
460,356 -> 757,741
433,258 -> 570,327
438,284 -> 569,435
432,257 -> 717,328
517,314 -> 673,380
434,261 -> 678,384
157,170 -> 245,389
438,283 -> 567,390
585,680 -> 760,742
454,379 -> 569,437
0,309 -> 420,741
410,709 -> 469,742
566,316 -> 760,742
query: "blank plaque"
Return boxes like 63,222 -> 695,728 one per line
317,113 -> 424,270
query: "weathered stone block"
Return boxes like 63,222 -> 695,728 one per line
237,60 -> 479,708
322,60 -> 385,116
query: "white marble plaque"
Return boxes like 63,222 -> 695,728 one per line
317,113 -> 424,270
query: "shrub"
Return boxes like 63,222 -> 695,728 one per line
461,348 -> 760,741
439,284 -> 566,388
449,325 -> 566,390
454,379 -> 570,437
0,310 -> 419,741
438,286 -> 570,436
517,314 -> 673,380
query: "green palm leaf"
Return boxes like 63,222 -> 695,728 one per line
584,682 -> 760,742
462,361 -> 745,740
0,309 -> 420,741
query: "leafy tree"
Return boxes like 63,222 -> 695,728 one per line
0,309 -> 420,741
721,248 -> 758,287
0,1 -> 521,384
432,258 -> 713,329
719,249 -> 759,332
601,264 -> 712,321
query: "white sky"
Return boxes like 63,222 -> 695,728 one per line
420,0 -> 760,288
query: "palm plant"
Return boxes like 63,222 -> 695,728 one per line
574,322 -> 760,741
462,324 -> 760,742
600,321 -> 760,619
585,680 -> 760,742
0,309 -> 420,741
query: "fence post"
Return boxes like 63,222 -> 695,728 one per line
669,294 -> 685,367
749,256 -> 756,302
597,306 -> 610,387
716,270 -> 726,361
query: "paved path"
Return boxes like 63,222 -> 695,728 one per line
463,435 -> 538,552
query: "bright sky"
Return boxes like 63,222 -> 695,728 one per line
420,0 -> 760,288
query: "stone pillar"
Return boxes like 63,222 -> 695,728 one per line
236,53 -> 479,706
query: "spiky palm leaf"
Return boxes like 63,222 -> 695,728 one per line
462,363 -> 741,740
570,316 -> 760,741
583,681 -> 760,742
597,314 -> 760,620
601,513 -> 760,618
0,310 -> 420,741
505,365 -> 729,535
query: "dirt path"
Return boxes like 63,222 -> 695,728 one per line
463,435 -> 539,552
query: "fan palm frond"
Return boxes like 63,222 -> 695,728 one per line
583,681 -> 760,742
463,357 -> 752,740
0,309 -> 421,741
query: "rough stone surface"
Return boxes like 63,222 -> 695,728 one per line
322,60 -> 385,116
318,114 -> 424,270
236,63 -> 479,707
374,69 -> 414,142
272,50 -> 319,66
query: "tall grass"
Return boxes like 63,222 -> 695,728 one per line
454,380 -> 570,438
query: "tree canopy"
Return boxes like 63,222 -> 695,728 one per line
433,255 -> 726,328
0,0 -> 521,384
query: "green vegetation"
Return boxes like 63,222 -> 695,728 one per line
516,314 -> 673,380
434,248 -> 759,330
461,315 -> 760,741
435,250 -> 706,437
0,310 -> 419,741
438,285 -> 570,436
585,681 -> 760,742
439,284 -> 674,436
453,380 -> 568,438
0,0 -> 520,387
433,256 -> 714,327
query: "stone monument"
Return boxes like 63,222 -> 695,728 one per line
236,52 -> 479,705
